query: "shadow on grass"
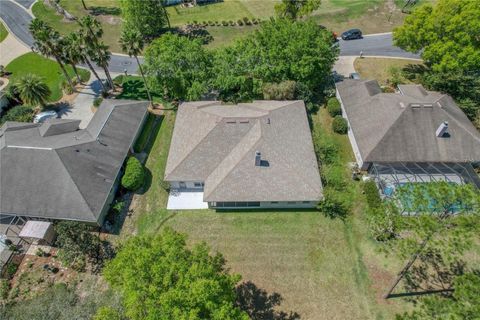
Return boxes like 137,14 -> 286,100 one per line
89,6 -> 121,16
236,281 -> 301,320
215,208 -> 317,214
137,167 -> 152,195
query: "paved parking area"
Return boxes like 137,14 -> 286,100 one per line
167,190 -> 209,210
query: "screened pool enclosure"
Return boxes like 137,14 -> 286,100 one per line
369,162 -> 480,198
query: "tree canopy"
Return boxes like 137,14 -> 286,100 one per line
213,18 -> 338,102
396,272 -> 480,319
393,0 -> 480,73
103,228 -> 248,320
274,0 -> 321,20
143,33 -> 212,101
120,0 -> 170,39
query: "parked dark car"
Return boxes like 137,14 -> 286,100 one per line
341,29 -> 362,40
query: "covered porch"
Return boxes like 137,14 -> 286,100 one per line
166,189 -> 209,210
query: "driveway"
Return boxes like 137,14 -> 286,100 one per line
0,33 -> 30,66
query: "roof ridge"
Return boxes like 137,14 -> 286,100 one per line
362,100 -> 408,162
52,149 -> 97,221
165,112 -> 222,178
203,121 -> 262,199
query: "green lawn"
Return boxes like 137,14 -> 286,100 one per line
205,25 -> 258,48
0,21 -> 8,43
32,1 -> 123,53
119,105 -> 410,319
6,53 -> 90,102
354,57 -> 423,86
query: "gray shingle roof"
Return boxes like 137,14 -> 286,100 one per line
0,99 -> 148,223
336,80 -> 480,163
165,101 -> 323,202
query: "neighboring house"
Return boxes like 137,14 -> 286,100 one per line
0,99 -> 149,226
164,100 -> 323,209
336,79 -> 480,196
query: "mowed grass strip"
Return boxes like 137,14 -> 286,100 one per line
6,52 -> 90,102
0,21 -> 8,43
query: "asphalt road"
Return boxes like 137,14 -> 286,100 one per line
1,0 -> 420,74
13,0 -> 35,9
339,34 -> 420,59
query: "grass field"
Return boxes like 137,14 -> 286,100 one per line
354,57 -> 423,86
5,53 -> 90,102
0,21 -> 8,43
118,105 -> 412,319
33,1 -> 123,53
32,0 -> 427,53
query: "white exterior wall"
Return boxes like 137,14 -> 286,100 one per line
169,181 -> 204,189
336,89 -> 365,169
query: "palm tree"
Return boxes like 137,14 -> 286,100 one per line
16,74 -> 51,107
119,29 -> 152,104
91,42 -> 115,90
29,19 -> 74,90
62,35 -> 83,84
81,0 -> 88,10
64,33 -> 106,91
78,16 -> 114,90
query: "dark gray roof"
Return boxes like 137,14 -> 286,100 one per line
0,99 -> 148,223
165,101 -> 323,202
336,80 -> 480,163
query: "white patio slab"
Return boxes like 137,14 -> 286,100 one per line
167,190 -> 209,210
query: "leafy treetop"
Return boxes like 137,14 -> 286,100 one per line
393,0 -> 480,73
103,228 -> 249,320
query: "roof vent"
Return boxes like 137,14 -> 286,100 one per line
255,151 -> 261,166
436,121 -> 449,138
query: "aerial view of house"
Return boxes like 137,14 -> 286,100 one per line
0,0 -> 479,319
165,100 -> 323,210
336,79 -> 480,197
0,99 -> 148,225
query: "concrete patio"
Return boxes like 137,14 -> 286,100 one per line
166,189 -> 209,210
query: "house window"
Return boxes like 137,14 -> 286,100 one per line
194,182 -> 204,188
287,201 -> 296,204
271,201 -> 279,204
302,201 -> 310,204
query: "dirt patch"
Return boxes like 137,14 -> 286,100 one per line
98,15 -> 122,26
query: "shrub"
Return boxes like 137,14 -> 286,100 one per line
110,200 -> 125,215
252,18 -> 259,25
363,181 -> 382,209
113,75 -> 124,85
326,97 -> 341,117
160,180 -> 170,192
208,20 -> 214,26
221,20 -> 228,26
6,263 -> 18,279
1,105 -> 35,123
321,165 -> 346,190
229,20 -> 235,26
315,134 -> 339,165
237,19 -> 243,26
243,17 -> 251,25
368,204 -> 399,241
332,116 -> 348,134
93,97 -> 103,108
262,80 -> 296,100
121,157 -> 145,191
0,279 -> 10,299
318,189 -> 350,220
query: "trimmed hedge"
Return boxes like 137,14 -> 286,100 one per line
327,97 -> 341,117
121,157 -> 145,191
332,116 -> 348,134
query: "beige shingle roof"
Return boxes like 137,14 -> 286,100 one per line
336,80 -> 480,163
165,101 -> 323,202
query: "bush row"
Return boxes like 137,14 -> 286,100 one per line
187,17 -> 262,27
